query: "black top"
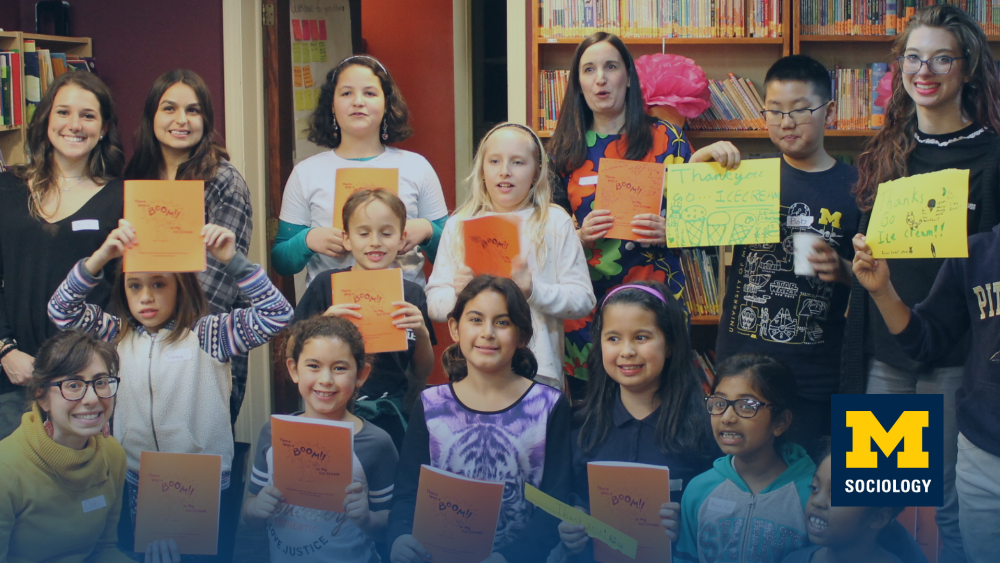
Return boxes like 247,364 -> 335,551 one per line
294,267 -> 437,400
0,173 -> 123,393
842,125 -> 1000,392
716,158 -> 860,400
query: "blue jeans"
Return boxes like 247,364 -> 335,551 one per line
867,359 -> 966,563
956,433 -> 1000,561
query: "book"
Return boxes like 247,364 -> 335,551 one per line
330,268 -> 407,353
595,159 -> 665,241
134,451 -> 222,555
539,0 -> 780,38
332,167 -> 399,230
588,461 -> 672,563
8,51 -> 21,126
270,414 -> 354,513
0,54 -> 9,126
801,0 -> 995,35
869,62 -> 888,129
123,180 -> 207,273
463,214 -> 522,278
23,41 -> 39,124
412,465 -> 505,563
687,74 -> 766,131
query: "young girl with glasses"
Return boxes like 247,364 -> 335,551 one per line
672,354 -> 816,563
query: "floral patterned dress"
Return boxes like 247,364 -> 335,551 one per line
560,120 -> 693,379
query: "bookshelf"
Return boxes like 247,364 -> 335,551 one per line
0,32 -> 93,167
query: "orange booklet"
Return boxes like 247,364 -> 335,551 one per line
462,214 -> 521,277
271,414 -> 354,512
333,168 -> 400,230
594,159 -> 665,241
588,462 -> 672,563
134,451 -> 222,555
331,268 -> 407,353
412,465 -> 505,563
123,180 -> 206,273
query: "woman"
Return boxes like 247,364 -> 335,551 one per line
547,32 -> 740,381
272,55 -> 449,287
0,71 -> 125,441
123,69 -> 253,424
0,330 -> 179,562
844,6 -> 1000,561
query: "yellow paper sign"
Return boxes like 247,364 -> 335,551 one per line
293,65 -> 303,88
524,483 -> 637,559
665,159 -> 781,247
867,169 -> 969,259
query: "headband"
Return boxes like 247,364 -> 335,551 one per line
339,55 -> 389,76
482,122 -> 545,162
603,284 -> 666,304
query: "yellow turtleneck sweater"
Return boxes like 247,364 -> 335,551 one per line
0,404 -> 133,563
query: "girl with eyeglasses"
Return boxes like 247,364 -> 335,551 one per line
0,330 -> 181,563
844,6 -> 1000,560
672,354 -> 815,563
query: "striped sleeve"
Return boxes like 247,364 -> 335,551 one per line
47,259 -> 121,342
195,253 -> 294,361
359,425 -> 399,512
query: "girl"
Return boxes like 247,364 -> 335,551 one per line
272,55 -> 448,287
556,282 -> 718,559
425,122 -> 595,389
47,219 -> 293,560
388,276 -> 572,563
675,354 -> 815,563
0,330 -> 179,563
842,6 -> 1000,558
0,71 -> 125,440
123,69 -> 254,422
243,315 -> 398,563
546,31 -> 740,382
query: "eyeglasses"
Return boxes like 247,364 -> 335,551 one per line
897,54 -> 965,75
705,395 -> 773,418
760,103 -> 830,125
49,377 -> 120,401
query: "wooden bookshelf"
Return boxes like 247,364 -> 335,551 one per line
0,32 -> 26,165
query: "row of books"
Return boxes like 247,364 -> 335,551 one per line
686,73 -> 768,130
538,0 -> 782,38
830,63 -> 888,130
0,51 -> 23,127
680,248 -> 721,316
24,40 -> 98,124
693,349 -> 716,393
538,69 -> 569,131
800,0 -> 1000,35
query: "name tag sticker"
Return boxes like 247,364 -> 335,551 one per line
787,216 -> 813,227
72,219 -> 100,231
579,175 -> 598,186
969,203 -> 977,210
164,348 -> 193,363
670,479 -> 683,492
82,495 -> 107,513
707,497 -> 737,514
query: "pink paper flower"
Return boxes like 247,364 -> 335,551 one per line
634,54 -> 711,118
874,66 -> 894,109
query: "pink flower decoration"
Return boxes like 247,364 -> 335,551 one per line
874,66 -> 894,109
635,53 -> 712,118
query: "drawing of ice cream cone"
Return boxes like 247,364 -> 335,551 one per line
731,212 -> 757,244
707,211 -> 731,244
682,206 -> 706,246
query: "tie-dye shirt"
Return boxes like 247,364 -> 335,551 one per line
388,382 -> 573,563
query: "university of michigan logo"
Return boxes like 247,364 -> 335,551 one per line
831,394 -> 943,507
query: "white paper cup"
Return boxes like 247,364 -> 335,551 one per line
792,232 -> 821,277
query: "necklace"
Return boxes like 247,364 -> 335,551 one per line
59,176 -> 88,192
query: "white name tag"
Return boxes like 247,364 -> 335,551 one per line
670,479 -> 683,492
707,497 -> 737,514
579,175 -> 598,186
969,203 -> 977,210
82,495 -> 107,513
787,216 -> 813,227
72,219 -> 100,231
164,348 -> 193,363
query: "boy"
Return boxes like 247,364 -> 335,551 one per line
295,188 -> 436,449
713,55 -> 860,449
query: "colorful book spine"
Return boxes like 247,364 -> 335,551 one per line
869,62 -> 888,129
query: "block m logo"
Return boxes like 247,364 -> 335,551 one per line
845,411 -> 929,469
818,208 -> 842,228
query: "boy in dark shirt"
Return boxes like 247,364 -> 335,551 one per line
713,55 -> 861,450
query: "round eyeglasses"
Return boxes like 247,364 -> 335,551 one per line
49,377 -> 120,401
897,54 -> 965,75
705,395 -> 773,418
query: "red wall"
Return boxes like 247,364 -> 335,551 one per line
17,0 -> 225,156
362,0 -> 456,209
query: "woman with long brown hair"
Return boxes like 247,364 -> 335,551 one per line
844,5 -> 1000,561
0,71 -> 125,442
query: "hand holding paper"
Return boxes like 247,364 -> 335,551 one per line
202,224 -> 236,264
463,214 -> 522,277
86,219 -> 137,276
595,159 -> 666,241
306,226 -> 347,258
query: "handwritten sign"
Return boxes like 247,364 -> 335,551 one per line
271,415 -> 354,512
331,268 -> 407,353
134,452 -> 222,555
413,465 -> 505,563
665,159 -> 781,248
588,462 -> 672,563
123,180 -> 206,273
867,169 -> 969,259
594,159 -> 665,241
525,483 -> 638,559
463,214 -> 521,277
334,168 -> 400,230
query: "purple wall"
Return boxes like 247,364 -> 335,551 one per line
15,0 -> 225,155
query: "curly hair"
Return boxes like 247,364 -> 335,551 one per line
309,55 -> 413,149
